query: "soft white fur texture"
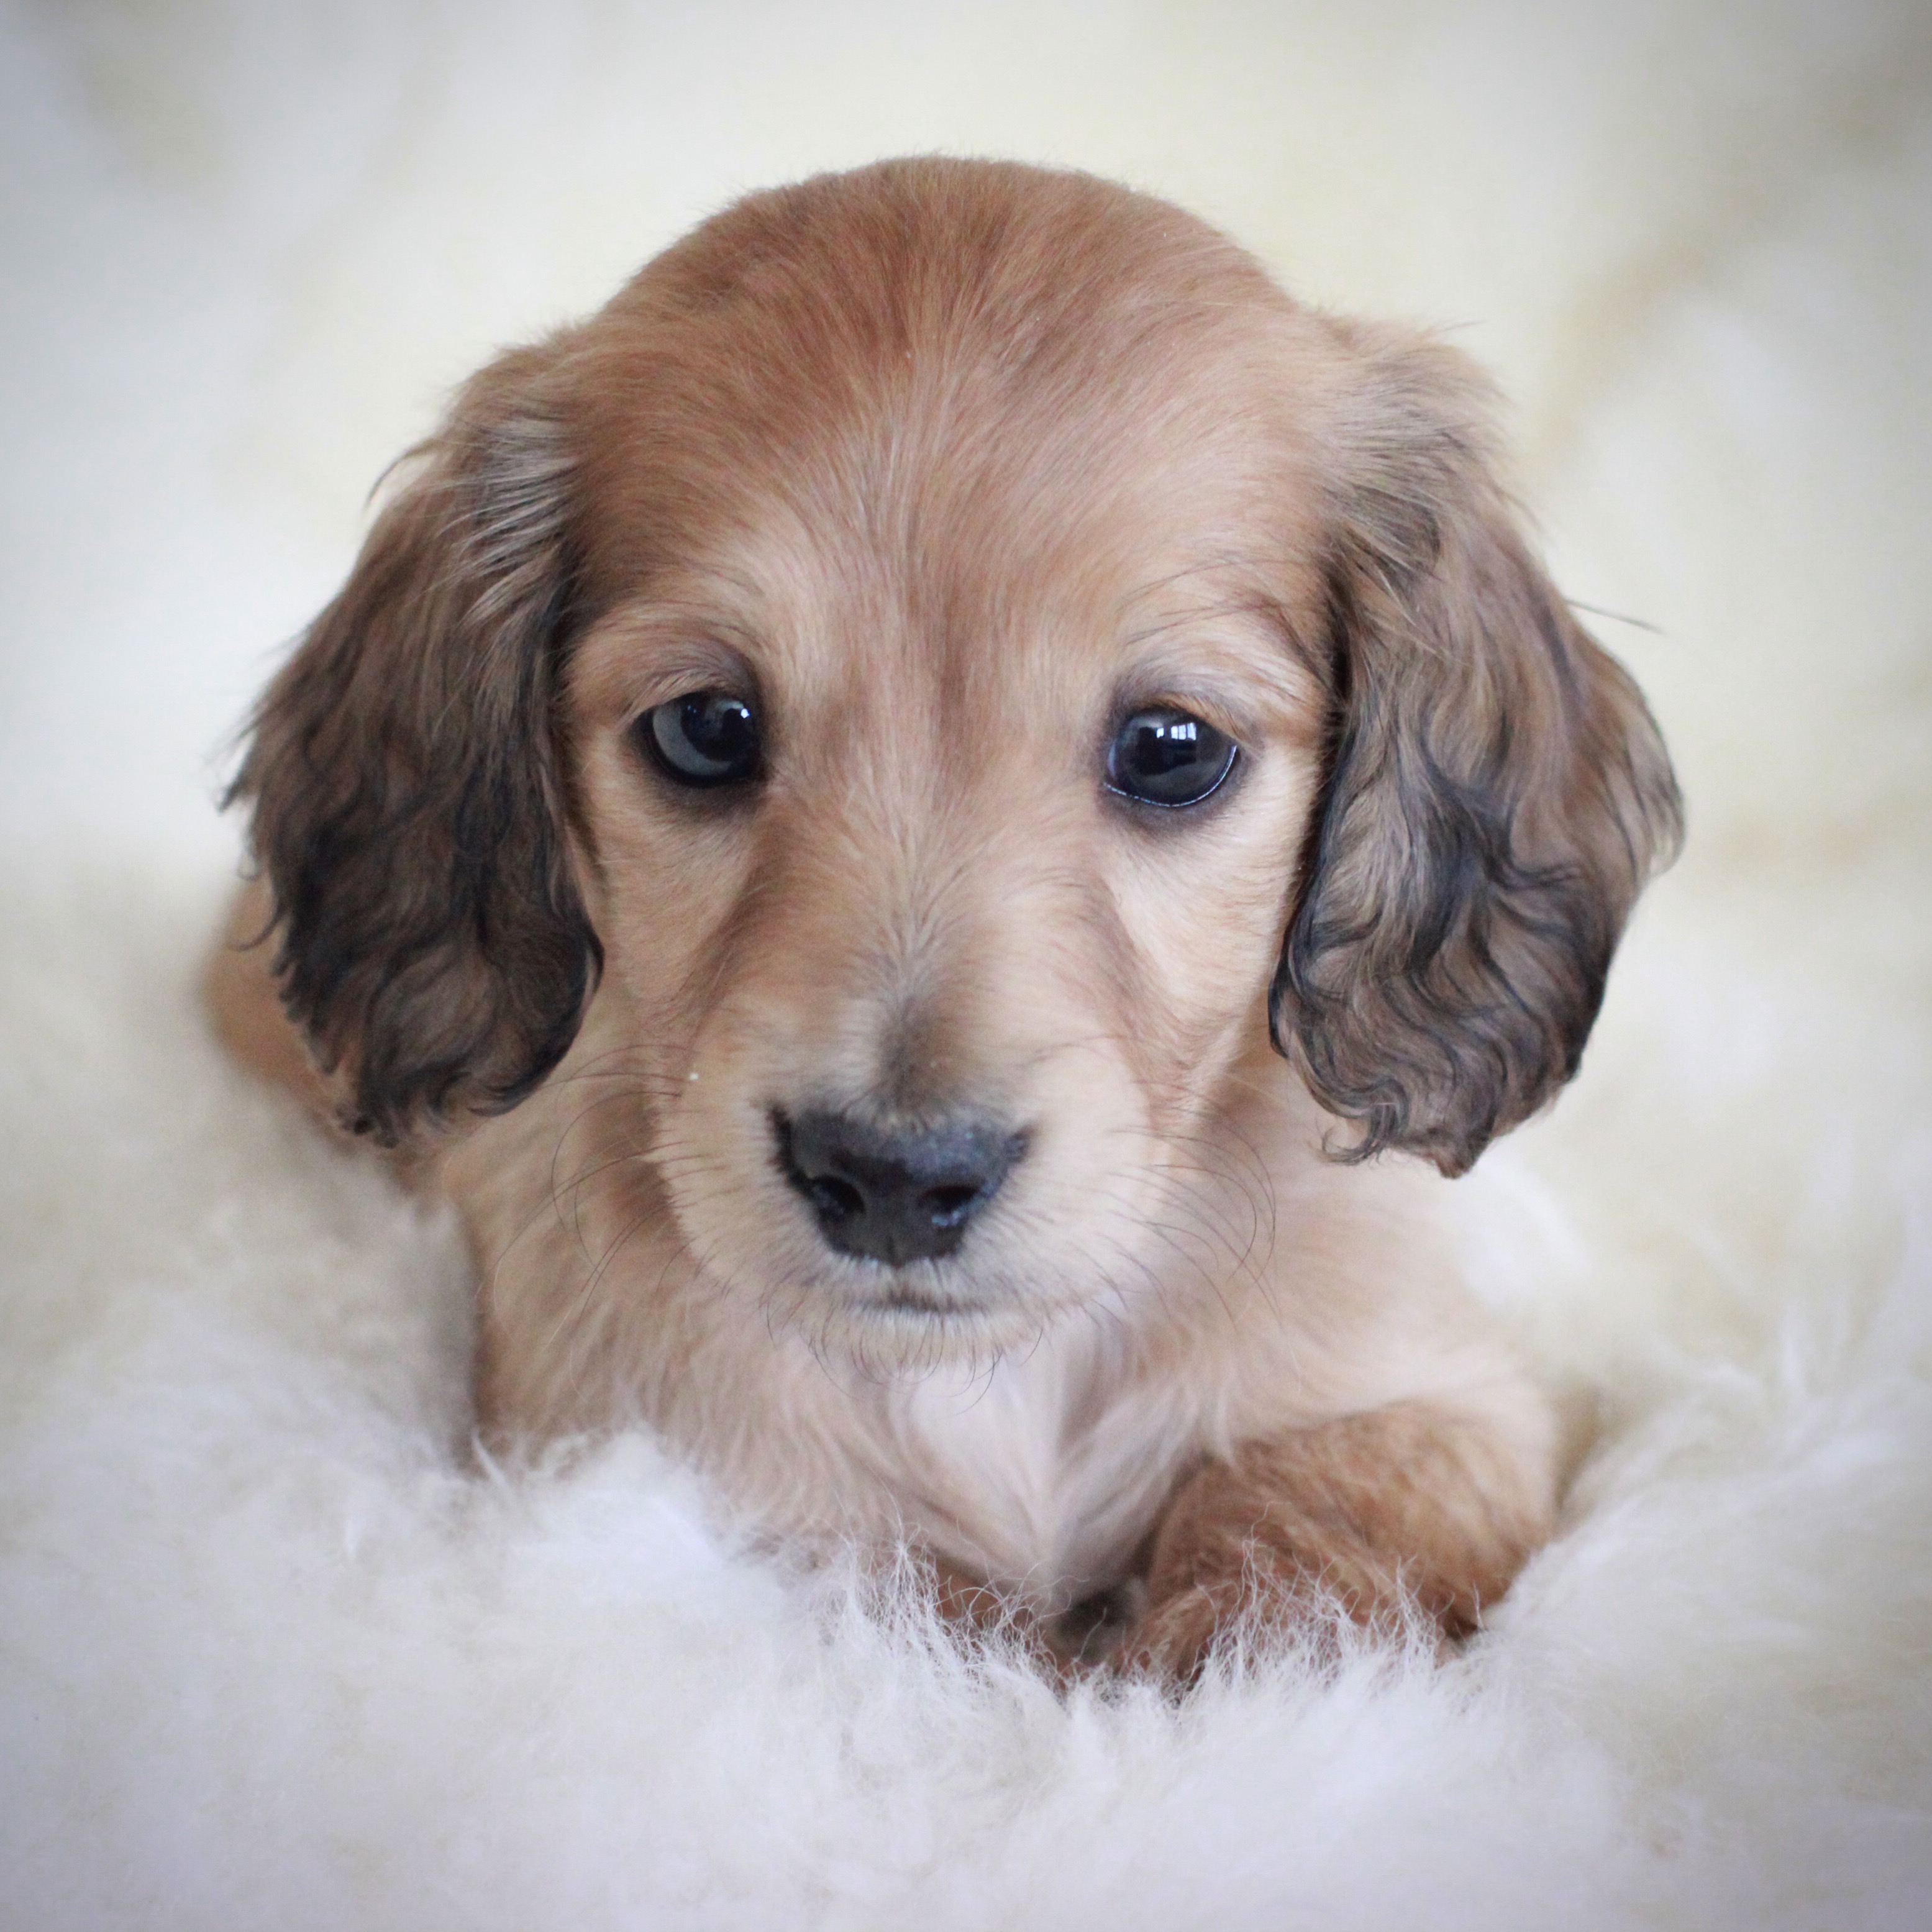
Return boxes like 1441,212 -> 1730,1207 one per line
2,4 -> 1930,1927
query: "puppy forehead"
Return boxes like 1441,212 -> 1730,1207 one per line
565,162 -> 1332,685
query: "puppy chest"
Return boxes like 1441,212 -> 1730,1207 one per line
879,1345 -> 1192,1599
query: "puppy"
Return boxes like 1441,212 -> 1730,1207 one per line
209,158 -> 1681,1677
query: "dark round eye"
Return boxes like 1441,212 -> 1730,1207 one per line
639,690 -> 763,789
1104,706 -> 1238,808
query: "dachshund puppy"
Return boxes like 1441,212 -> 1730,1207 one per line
209,158 -> 1680,1678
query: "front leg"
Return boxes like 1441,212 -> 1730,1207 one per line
1126,1401 -> 1553,1681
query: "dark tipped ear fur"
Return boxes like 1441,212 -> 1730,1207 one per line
228,340 -> 601,1146
1275,324 -> 1683,1176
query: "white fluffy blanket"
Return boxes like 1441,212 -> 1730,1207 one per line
3,6 -> 1929,1927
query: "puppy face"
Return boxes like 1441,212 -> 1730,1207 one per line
233,160 -> 1680,1373
562,289 -> 1334,1362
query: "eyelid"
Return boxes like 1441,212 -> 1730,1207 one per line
636,655 -> 761,713
1111,688 -> 1252,745
583,612 -> 763,718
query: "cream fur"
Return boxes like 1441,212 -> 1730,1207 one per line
2,2 -> 1930,1926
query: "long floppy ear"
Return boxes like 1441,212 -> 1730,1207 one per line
228,340 -> 600,1146
1274,323 -> 1683,1177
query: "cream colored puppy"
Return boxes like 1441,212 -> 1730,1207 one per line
210,158 -> 1680,1677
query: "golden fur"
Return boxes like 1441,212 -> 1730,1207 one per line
210,158 -> 1680,1675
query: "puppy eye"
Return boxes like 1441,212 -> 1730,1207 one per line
1104,706 -> 1238,808
639,690 -> 763,789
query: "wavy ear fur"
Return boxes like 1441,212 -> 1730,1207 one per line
1275,324 -> 1683,1176
229,342 -> 600,1146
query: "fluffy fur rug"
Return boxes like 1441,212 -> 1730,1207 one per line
2,4 -> 1928,1927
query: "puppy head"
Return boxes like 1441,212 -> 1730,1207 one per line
234,159 -> 1680,1365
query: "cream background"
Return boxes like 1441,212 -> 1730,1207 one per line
2,3 -> 1930,1926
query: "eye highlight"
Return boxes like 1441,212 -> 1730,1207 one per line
1104,706 -> 1239,809
638,690 -> 763,790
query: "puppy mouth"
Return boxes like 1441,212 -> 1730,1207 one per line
831,1254 -> 1008,1328
865,1278 -> 962,1318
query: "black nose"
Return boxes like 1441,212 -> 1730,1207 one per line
775,1108 -> 1026,1267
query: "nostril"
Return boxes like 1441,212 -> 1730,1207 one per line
806,1174 -> 865,1223
921,1184 -> 981,1226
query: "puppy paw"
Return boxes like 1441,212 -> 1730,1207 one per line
1116,1406 -> 1548,1686
1117,1579 -> 1242,1684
